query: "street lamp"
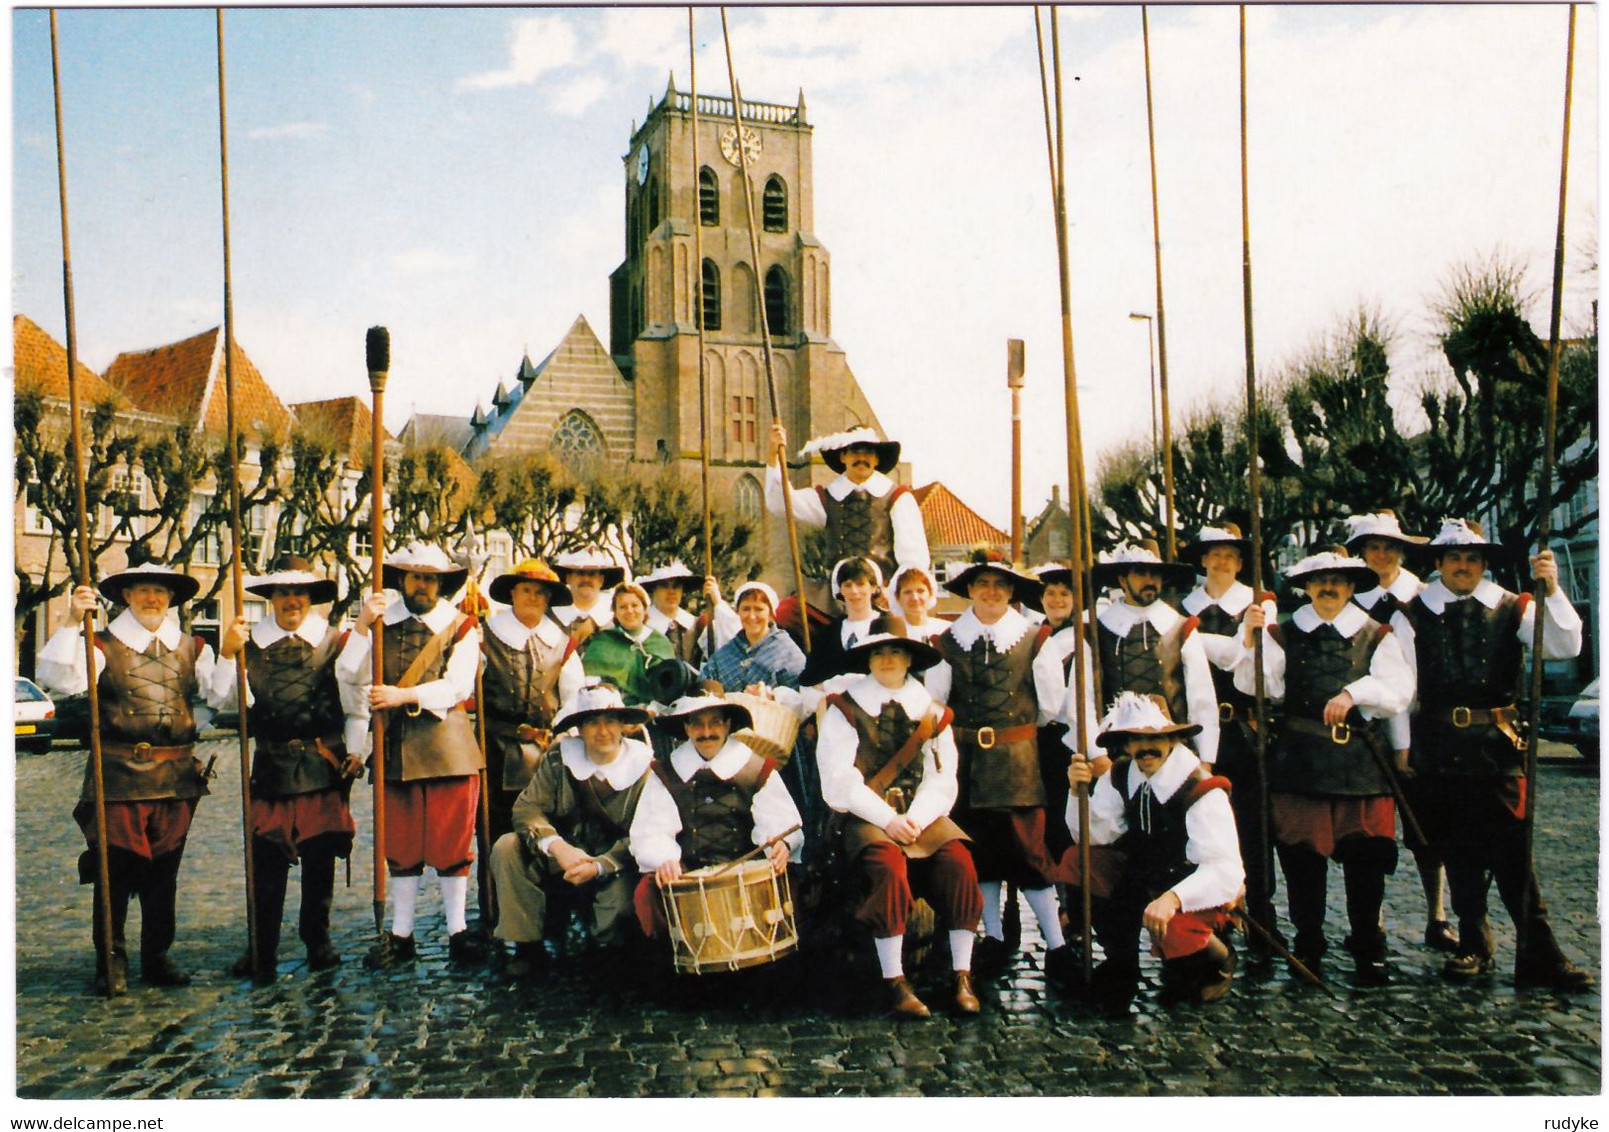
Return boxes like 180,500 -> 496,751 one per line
1129,311 -> 1158,463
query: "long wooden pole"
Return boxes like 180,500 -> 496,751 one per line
469,567 -> 495,932
49,9 -> 119,997
214,8 -> 262,982
1239,7 -> 1273,901
691,10 -> 713,585
719,8 -> 810,651
1520,2 -> 1576,958
366,327 -> 390,935
1037,6 -> 1094,983
1140,6 -> 1178,560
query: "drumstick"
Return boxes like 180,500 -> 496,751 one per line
708,823 -> 803,879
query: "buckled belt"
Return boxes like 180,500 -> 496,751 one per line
1427,703 -> 1526,750
1219,701 -> 1256,723
955,723 -> 1037,750
101,742 -> 192,761
1286,716 -> 1357,746
514,724 -> 553,745
257,735 -> 348,772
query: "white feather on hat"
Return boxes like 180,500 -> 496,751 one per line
551,679 -> 652,733
637,560 -> 699,588
1343,511 -> 1425,546
1094,690 -> 1202,748
1283,549 -> 1378,586
1427,517 -> 1487,547
1099,541 -> 1167,566
798,427 -> 884,459
387,542 -> 461,573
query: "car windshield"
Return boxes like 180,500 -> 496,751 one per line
1581,678 -> 1599,700
14,678 -> 48,702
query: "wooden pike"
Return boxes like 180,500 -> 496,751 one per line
690,9 -> 717,656
719,8 -> 810,652
49,8 -> 120,997
366,326 -> 390,935
1140,6 -> 1178,560
214,8 -> 262,982
1519,3 -> 1577,958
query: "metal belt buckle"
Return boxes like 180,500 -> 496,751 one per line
286,738 -> 308,753
975,726 -> 996,750
1219,702 -> 1235,723
132,742 -> 152,757
1451,706 -> 1473,728
1330,723 -> 1351,745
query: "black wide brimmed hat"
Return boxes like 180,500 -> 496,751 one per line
100,563 -> 201,607
381,542 -> 471,594
245,554 -> 339,605
842,615 -> 944,675
1090,540 -> 1198,591
943,557 -> 1045,613
1409,518 -> 1515,571
800,427 -> 901,475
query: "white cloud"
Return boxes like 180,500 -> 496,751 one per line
247,121 -> 327,140
390,248 -> 473,276
553,74 -> 609,117
458,14 -> 579,91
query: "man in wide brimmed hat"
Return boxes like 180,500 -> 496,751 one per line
766,423 -> 931,636
628,693 -> 804,940
1394,519 -> 1592,992
338,541 -> 486,967
551,547 -> 626,642
638,560 -> 740,669
480,558 -> 587,842
925,553 -> 1072,985
1176,523 -> 1282,946
1053,539 -> 1221,773
1340,510 -> 1457,956
1237,548 -> 1413,985
207,554 -> 366,983
1065,692 -> 1243,1014
38,561 -> 216,994
819,617 -> 983,1018
488,681 -> 654,977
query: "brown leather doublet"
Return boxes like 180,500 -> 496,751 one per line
88,631 -> 207,803
381,615 -> 483,782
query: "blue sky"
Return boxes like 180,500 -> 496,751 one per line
11,5 -> 1598,529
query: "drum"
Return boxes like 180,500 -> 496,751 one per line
728,692 -> 801,766
658,859 -> 799,974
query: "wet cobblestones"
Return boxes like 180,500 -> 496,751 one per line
14,738 -> 1601,1098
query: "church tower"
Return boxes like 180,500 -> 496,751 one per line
609,77 -> 889,531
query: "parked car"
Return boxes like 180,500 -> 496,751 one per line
1566,678 -> 1599,760
14,677 -> 58,753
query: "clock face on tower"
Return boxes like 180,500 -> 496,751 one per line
635,145 -> 651,184
719,125 -> 761,168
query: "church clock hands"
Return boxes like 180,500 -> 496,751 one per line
719,124 -> 761,167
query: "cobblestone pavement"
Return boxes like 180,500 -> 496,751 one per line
12,737 -> 1600,1100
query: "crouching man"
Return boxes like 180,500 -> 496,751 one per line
1066,692 -> 1244,1014
489,682 -> 654,977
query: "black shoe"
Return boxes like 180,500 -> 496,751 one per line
1290,937 -> 1326,982
1043,944 -> 1080,991
506,942 -> 546,979
306,942 -> 342,971
448,929 -> 488,964
94,950 -> 128,997
1345,934 -> 1390,986
1090,959 -> 1138,1017
141,953 -> 192,987
1424,920 -> 1460,953
1515,954 -> 1596,993
230,951 -> 278,985
364,933 -> 417,970
1442,951 -> 1495,982
973,935 -> 1013,977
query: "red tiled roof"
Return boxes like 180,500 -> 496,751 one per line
292,396 -> 389,458
13,314 -> 117,403
914,481 -> 1010,550
104,326 -> 293,441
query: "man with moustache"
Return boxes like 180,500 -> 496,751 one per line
629,694 -> 804,940
1341,511 -> 1456,955
480,559 -> 587,842
339,542 -> 485,966
551,547 -> 624,645
209,555 -> 367,982
489,682 -> 654,977
1239,549 -> 1413,984
766,423 -> 930,640
1396,520 -> 1592,991
639,561 -> 740,668
38,563 -> 218,993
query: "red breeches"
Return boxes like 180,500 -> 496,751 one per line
853,840 -> 982,937
1271,793 -> 1394,858
382,776 -> 479,876
77,798 -> 198,860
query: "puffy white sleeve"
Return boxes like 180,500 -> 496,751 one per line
1170,788 -> 1245,912
817,700 -> 897,829
36,624 -> 103,696
1346,632 -> 1414,720
1066,767 -> 1127,846
1231,625 -> 1284,702
628,772 -> 684,871
923,657 -> 953,706
752,771 -> 805,858
764,465 -> 826,528
1181,632 -> 1221,766
1519,589 -> 1585,660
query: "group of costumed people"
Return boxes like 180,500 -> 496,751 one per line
39,423 -> 1593,1018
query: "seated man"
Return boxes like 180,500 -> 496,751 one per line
819,618 -> 982,1018
1066,692 -> 1244,1014
489,682 -> 654,978
629,694 -> 804,941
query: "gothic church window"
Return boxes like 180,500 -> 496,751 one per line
552,409 -> 606,467
763,175 -> 787,232
647,177 -> 661,233
765,266 -> 791,337
734,473 -> 762,521
701,260 -> 722,331
699,166 -> 720,226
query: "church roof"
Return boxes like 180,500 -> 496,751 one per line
399,413 -> 474,453
13,314 -> 118,404
913,481 -> 1010,552
104,326 -> 294,441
